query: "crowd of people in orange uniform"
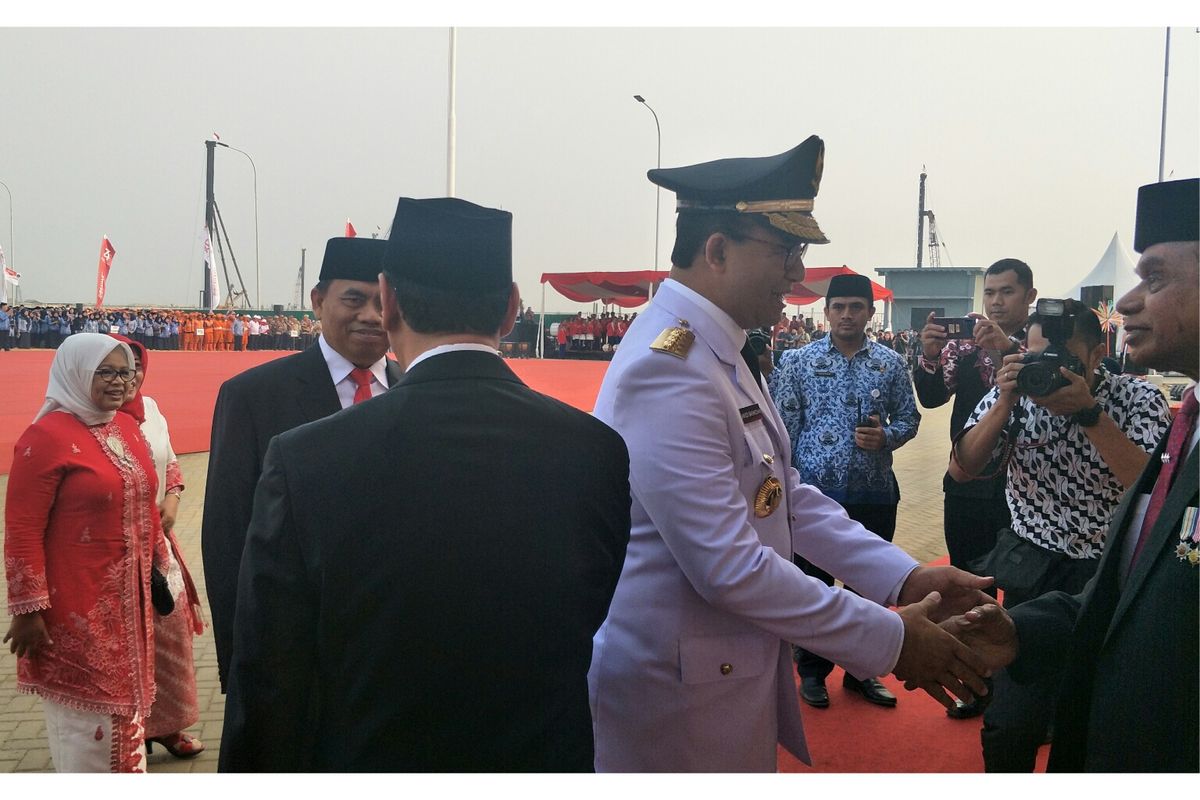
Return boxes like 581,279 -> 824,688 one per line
0,305 -> 321,352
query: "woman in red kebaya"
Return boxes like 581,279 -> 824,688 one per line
4,333 -> 167,772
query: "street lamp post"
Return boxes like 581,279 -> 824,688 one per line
215,142 -> 261,308
0,179 -> 12,268
633,95 -> 662,271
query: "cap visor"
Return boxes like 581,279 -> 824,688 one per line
764,211 -> 829,244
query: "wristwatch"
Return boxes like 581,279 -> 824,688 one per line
1071,403 -> 1103,427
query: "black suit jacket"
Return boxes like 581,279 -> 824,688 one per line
201,343 -> 401,688
218,351 -> 631,772
1009,431 -> 1198,772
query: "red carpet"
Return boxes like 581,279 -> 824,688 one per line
1,350 -> 609,475
779,559 -> 1048,773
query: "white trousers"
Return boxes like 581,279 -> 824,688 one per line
42,697 -> 147,773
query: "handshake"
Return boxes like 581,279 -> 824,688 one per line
888,566 -> 1017,708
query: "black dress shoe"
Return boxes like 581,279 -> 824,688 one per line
946,691 -> 993,719
800,677 -> 829,708
842,674 -> 897,707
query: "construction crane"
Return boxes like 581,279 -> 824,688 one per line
925,209 -> 943,268
291,248 -> 307,309
915,168 -> 952,267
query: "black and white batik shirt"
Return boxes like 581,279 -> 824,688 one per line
963,366 -> 1171,559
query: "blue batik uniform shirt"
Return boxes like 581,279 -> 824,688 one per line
769,337 -> 920,505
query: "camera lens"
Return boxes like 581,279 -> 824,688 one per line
1017,362 -> 1055,396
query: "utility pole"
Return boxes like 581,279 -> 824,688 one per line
916,169 -> 927,268
203,140 -> 217,307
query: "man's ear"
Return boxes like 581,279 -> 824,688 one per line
379,273 -> 402,333
310,286 -> 325,319
498,283 -> 520,339
703,232 -> 730,273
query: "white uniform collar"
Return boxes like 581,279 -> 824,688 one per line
657,279 -> 747,365
407,342 -> 500,372
318,333 -> 390,388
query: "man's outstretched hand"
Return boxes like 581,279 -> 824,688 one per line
898,565 -> 994,622
892,592 -> 992,709
940,602 -> 1019,673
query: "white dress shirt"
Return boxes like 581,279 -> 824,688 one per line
318,334 -> 391,409
406,342 -> 500,372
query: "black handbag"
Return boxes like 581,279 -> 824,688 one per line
974,527 -> 1059,597
151,566 -> 175,616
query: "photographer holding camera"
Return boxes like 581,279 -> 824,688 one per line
948,297 -> 1170,771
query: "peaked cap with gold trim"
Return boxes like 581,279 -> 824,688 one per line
647,135 -> 829,244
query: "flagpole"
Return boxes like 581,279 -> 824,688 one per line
447,27 -> 457,198
203,141 -> 217,309
0,180 -> 12,278
1157,27 -> 1171,183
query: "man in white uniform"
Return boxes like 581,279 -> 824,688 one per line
588,137 -> 994,772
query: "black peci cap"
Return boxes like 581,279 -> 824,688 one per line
318,237 -> 388,283
648,136 -> 829,244
1134,177 -> 1198,253
826,273 -> 874,302
382,197 -> 512,292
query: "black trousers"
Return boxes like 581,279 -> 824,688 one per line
944,493 -> 1010,572
981,550 -> 1099,772
794,502 -> 898,681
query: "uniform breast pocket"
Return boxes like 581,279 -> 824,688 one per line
741,424 -> 776,468
679,633 -> 773,685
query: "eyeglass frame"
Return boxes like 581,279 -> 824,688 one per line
726,233 -> 808,273
93,367 -> 137,384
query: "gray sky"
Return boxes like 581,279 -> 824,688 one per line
0,26 -> 1196,312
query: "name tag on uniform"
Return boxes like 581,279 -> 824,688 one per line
739,404 -> 764,425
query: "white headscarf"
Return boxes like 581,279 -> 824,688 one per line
34,333 -> 135,426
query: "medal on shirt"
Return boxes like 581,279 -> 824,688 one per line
1176,506 -> 1199,566
754,453 -> 782,518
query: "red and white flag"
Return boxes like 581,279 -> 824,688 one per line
95,235 -> 116,307
0,245 -> 15,304
345,219 -> 357,238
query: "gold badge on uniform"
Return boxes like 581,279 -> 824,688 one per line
754,476 -> 783,518
650,319 -> 694,359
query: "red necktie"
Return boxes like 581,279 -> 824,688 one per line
1131,391 -> 1199,567
350,367 -> 374,405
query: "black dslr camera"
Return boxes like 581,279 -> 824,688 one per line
1016,298 -> 1084,396
747,328 -> 772,356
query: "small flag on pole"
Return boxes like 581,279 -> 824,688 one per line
345,219 -> 357,238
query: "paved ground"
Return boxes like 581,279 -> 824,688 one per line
0,401 -> 957,772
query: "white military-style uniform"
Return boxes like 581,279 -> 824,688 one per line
588,279 -> 920,771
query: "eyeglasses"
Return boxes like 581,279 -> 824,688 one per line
94,368 -> 136,384
732,234 -> 808,272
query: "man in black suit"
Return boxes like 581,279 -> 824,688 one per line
946,177 -> 1199,771
219,197 -> 631,772
201,237 -> 400,690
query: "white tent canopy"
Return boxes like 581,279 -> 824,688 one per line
1061,231 -> 1138,303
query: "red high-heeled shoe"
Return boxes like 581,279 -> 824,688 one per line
146,732 -> 205,758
